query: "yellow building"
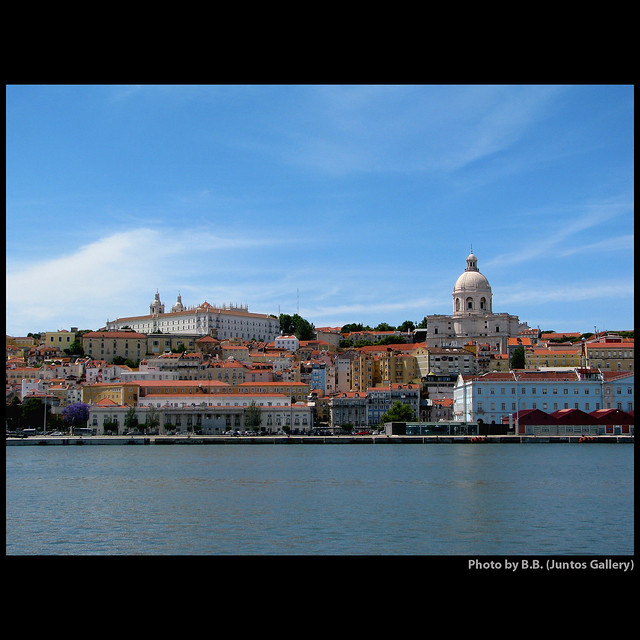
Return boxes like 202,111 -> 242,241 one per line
82,331 -> 147,362
82,382 -> 140,406
526,347 -> 581,369
6,335 -> 38,349
586,339 -> 634,371
375,352 -> 419,385
43,330 -> 77,349
6,367 -> 42,385
351,352 -> 374,391
237,381 -> 310,402
489,353 -> 511,371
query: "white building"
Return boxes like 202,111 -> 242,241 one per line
453,368 -> 633,425
425,250 -> 520,352
106,294 -> 280,342
89,392 -> 313,435
275,335 -> 300,351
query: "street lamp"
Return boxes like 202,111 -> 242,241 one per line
42,381 -> 48,435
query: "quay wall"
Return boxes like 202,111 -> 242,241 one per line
6,434 -> 634,446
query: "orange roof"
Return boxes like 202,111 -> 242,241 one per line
96,398 -> 122,407
433,398 -> 454,406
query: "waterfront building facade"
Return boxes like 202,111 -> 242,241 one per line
329,392 -> 368,429
453,368 -> 634,426
88,393 -> 313,435
367,383 -> 420,426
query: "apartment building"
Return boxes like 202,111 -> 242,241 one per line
43,329 -> 77,349
82,331 -> 147,362
367,383 -> 420,426
82,381 -> 140,406
329,392 -> 368,429
526,347 -> 582,369
414,344 -> 476,377
586,336 -> 634,371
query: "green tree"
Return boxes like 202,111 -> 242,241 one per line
21,397 -> 50,432
6,397 -> 24,431
144,407 -> 160,434
397,320 -> 415,332
64,340 -> 84,356
243,401 -> 262,432
380,400 -> 415,424
103,419 -> 119,434
341,322 -> 371,333
378,335 -> 407,345
510,346 -> 525,369
280,313 -> 315,341
124,406 -> 138,433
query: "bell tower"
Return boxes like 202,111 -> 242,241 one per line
150,290 -> 165,316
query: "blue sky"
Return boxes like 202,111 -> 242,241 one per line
6,84 -> 634,337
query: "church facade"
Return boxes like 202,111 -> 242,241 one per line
425,250 -> 521,353
106,292 -> 281,342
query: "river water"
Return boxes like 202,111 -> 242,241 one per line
5,443 -> 634,556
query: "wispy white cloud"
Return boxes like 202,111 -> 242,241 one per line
5,227 -> 290,334
557,234 -> 634,257
500,279 -> 634,306
485,200 -> 632,268
267,85 -> 562,177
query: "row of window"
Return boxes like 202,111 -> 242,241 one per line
474,386 -> 622,395
479,401 -> 602,411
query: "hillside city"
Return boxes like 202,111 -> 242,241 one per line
6,252 -> 634,438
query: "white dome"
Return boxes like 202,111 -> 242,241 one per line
454,270 -> 490,292
452,249 -> 492,316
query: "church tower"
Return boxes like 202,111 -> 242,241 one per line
171,292 -> 185,313
150,290 -> 165,316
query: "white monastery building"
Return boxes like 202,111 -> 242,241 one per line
106,292 -> 280,342
425,250 -> 521,352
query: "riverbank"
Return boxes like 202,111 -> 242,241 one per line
5,434 -> 634,445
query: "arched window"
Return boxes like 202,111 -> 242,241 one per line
466,297 -> 473,310
480,297 -> 486,310
455,298 -> 461,312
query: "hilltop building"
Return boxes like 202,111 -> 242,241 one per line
106,292 -> 280,342
424,250 -> 521,352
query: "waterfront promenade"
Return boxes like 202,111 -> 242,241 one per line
6,433 -> 634,446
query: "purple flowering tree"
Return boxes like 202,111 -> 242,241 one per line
62,402 -> 90,433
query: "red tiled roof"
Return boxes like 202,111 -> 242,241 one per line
550,408 -> 600,425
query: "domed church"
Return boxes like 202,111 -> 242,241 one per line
425,249 -> 521,352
